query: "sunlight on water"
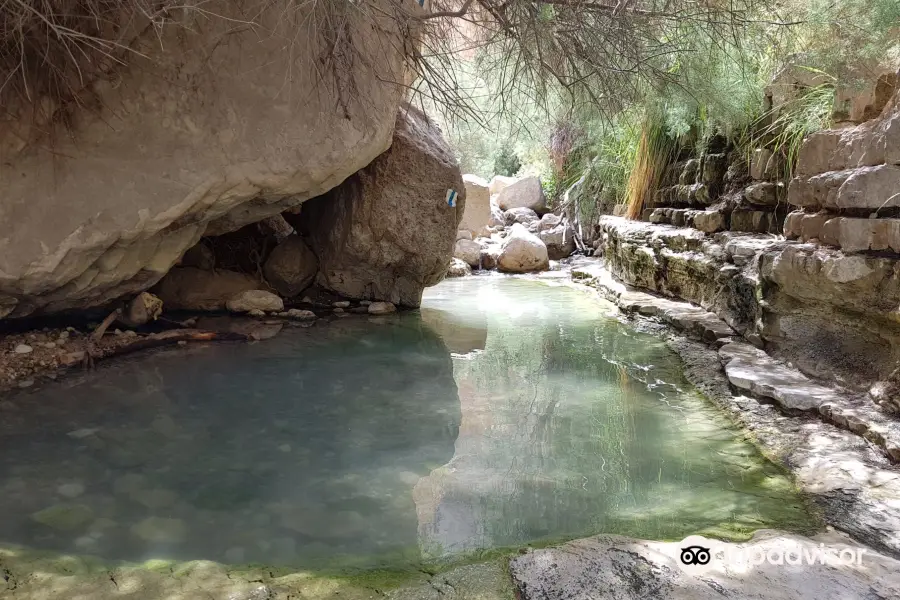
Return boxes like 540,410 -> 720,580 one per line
0,278 -> 815,570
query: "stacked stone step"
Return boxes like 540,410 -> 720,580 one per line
642,150 -> 729,233
732,148 -> 788,234
785,89 -> 900,252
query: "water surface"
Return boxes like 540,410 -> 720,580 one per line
0,277 -> 814,569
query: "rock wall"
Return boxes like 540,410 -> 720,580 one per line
0,0 -> 416,319
599,81 -> 900,402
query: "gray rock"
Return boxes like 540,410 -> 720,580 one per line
496,177 -> 547,213
503,206 -> 540,229
226,290 -> 284,314
446,257 -> 472,277
368,301 -> 397,315
498,223 -> 549,273
13,344 -> 33,354
154,267 -> 261,311
511,530 -> 900,600
263,235 -> 318,298
458,174 -> 491,236
285,308 -> 316,320
454,238 -> 482,268
298,103 -> 464,308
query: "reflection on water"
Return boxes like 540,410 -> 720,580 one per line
0,277 -> 814,570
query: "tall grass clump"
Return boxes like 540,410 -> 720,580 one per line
624,115 -> 676,220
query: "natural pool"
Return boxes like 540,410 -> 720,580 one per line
0,277 -> 816,571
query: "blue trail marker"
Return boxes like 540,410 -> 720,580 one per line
446,188 -> 458,207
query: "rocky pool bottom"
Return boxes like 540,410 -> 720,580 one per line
4,275 -> 894,599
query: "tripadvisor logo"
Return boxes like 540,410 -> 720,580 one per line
671,535 -> 868,576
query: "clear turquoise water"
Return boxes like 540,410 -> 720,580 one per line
0,277 -> 814,569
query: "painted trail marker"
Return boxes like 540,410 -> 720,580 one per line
446,189 -> 458,207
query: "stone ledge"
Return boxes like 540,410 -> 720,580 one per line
573,260 -> 900,464
510,530 -> 900,600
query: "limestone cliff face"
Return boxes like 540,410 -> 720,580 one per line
0,0 -> 416,318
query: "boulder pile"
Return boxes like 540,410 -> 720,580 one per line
449,175 -> 577,275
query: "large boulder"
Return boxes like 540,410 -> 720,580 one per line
153,268 -> 261,311
488,175 -> 518,195
497,224 -> 549,273
488,201 -> 506,228
538,214 -> 576,260
297,105 -> 465,307
496,177 -> 548,213
263,236 -> 318,298
0,0 -> 415,319
454,239 -> 482,268
459,174 -> 491,236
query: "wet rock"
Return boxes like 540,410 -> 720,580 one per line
226,290 -> 284,314
498,224 -> 549,273
284,308 -> 316,320
31,504 -> 94,530
131,517 -> 186,543
263,235 -> 318,298
446,257 -> 472,277
56,482 -> 85,499
154,267 -> 261,311
497,177 -> 547,213
368,301 -> 397,315
538,219 -> 576,260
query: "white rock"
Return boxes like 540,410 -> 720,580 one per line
488,175 -> 518,195
285,308 -> 316,320
497,224 -> 550,273
446,258 -> 472,277
333,301 -> 350,308
13,344 -> 32,354
496,177 -> 547,213
226,290 -> 284,313
56,482 -> 85,499
454,239 -> 482,268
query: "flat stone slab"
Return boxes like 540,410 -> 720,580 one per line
719,342 -> 841,411
571,260 -> 734,344
510,530 -> 900,600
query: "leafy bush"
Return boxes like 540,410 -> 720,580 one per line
493,146 -> 523,177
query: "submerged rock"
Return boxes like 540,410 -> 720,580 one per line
31,504 -> 93,530
131,517 -> 187,543
298,104 -> 465,307
498,224 -> 550,273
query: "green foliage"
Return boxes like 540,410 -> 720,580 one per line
492,145 -> 522,177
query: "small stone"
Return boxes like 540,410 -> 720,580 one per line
31,504 -> 94,530
59,351 -> 86,366
131,517 -> 186,543
367,302 -> 396,315
333,307 -> 344,314
57,482 -> 86,498
13,344 -> 33,354
332,301 -> 350,308
114,329 -> 124,336
43,342 -> 56,349
123,330 -> 138,338
248,308 -> 266,317
360,300 -> 372,306
177,340 -> 187,346
66,326 -> 76,333
68,428 -> 99,439
59,331 -> 70,339
301,296 -> 313,304
278,444 -> 292,453
18,379 -> 34,388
